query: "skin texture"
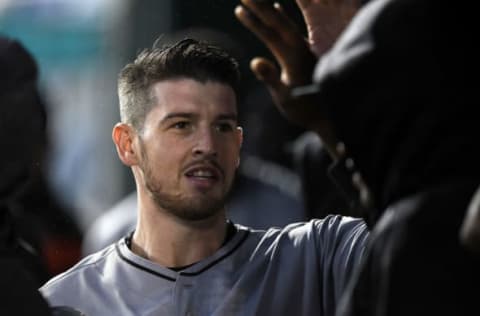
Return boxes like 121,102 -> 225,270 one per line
112,79 -> 243,267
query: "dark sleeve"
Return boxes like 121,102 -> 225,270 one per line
0,259 -> 52,316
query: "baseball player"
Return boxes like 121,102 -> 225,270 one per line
40,36 -> 368,315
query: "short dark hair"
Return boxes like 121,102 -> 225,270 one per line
117,38 -> 240,131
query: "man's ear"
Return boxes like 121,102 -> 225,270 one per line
112,123 -> 139,166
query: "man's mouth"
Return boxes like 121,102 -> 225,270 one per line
184,159 -> 224,179
184,165 -> 222,191
185,168 -> 219,179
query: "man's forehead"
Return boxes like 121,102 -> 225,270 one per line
146,79 -> 237,122
151,78 -> 235,94
151,79 -> 237,109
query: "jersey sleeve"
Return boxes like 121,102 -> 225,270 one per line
313,215 -> 369,310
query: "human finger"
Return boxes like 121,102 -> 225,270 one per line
236,3 -> 313,85
235,0 -> 301,50
250,57 -> 283,92
271,2 -> 304,43
235,4 -> 285,53
241,0 -> 299,37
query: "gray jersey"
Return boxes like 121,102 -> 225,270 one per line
40,216 -> 368,316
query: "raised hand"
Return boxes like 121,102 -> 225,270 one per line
234,0 -> 350,157
235,0 -> 316,89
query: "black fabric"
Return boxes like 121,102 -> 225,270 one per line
1,202 -> 51,315
291,132 -> 350,220
0,259 -> 52,316
0,201 -> 49,285
313,0 -> 479,215
308,0 -> 480,314
337,181 -> 480,316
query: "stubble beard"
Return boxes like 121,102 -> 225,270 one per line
139,141 -> 231,221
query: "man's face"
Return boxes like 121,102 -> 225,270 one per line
135,78 -> 242,221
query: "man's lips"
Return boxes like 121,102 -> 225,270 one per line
183,161 -> 223,180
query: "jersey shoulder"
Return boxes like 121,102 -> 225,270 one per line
40,242 -> 117,297
248,215 -> 367,242
241,215 -> 368,258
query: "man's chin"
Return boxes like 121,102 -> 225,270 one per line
172,206 -> 224,222
153,195 -> 226,222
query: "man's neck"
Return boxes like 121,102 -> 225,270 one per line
131,198 -> 228,268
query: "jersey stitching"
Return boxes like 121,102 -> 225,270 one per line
115,244 -> 176,282
115,229 -> 250,279
180,230 -> 250,276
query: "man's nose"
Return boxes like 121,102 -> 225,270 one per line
192,128 -> 218,157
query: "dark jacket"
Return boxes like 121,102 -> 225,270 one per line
309,0 -> 480,314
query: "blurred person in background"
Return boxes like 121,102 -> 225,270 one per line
0,35 -> 82,281
0,34 -> 85,316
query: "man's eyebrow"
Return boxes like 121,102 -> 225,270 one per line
160,112 -> 238,123
161,112 -> 195,123
217,114 -> 238,121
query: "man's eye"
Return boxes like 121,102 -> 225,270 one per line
216,123 -> 234,132
173,121 -> 190,129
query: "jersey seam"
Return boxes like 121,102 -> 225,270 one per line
115,230 -> 250,279
115,244 -> 176,282
180,230 -> 250,276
